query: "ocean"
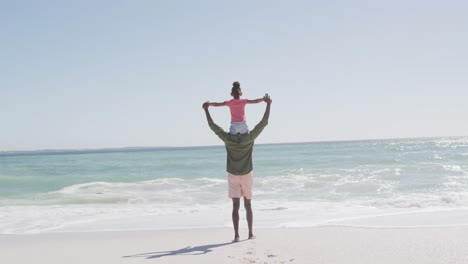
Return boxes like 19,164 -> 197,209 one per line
1,137 -> 468,234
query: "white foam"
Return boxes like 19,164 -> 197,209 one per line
442,165 -> 463,172
3,195 -> 468,234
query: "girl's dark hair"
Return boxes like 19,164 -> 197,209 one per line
231,81 -> 241,96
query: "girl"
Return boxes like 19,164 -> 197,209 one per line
208,81 -> 264,134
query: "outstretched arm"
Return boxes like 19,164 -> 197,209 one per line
246,98 -> 264,104
207,101 -> 226,107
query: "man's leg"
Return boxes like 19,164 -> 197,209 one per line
244,197 -> 255,239
232,198 -> 240,242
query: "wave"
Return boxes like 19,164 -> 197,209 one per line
3,168 -> 468,208
0,178 -> 227,206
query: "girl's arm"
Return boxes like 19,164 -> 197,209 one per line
208,102 -> 226,107
246,98 -> 264,104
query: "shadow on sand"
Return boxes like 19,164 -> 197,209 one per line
123,241 -> 240,259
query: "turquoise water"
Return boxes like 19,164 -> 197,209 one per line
1,137 -> 468,233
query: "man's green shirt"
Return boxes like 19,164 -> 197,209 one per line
208,117 -> 268,175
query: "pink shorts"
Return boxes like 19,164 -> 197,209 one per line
228,172 -> 253,199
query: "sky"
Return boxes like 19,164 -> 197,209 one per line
1,0 -> 467,151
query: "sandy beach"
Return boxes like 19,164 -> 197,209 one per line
2,224 -> 468,264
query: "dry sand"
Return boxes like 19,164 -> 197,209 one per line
2,225 -> 468,264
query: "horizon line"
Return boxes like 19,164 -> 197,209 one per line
1,135 -> 467,157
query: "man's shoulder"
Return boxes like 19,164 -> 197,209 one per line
254,117 -> 268,128
209,121 -> 227,134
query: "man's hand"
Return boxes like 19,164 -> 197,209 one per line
202,102 -> 210,110
263,94 -> 272,104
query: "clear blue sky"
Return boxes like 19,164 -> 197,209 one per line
1,0 -> 467,151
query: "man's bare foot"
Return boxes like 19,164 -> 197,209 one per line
248,235 -> 256,240
232,237 -> 240,243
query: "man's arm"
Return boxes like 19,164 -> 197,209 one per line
262,94 -> 271,120
202,102 -> 227,142
202,102 -> 213,122
249,95 -> 272,140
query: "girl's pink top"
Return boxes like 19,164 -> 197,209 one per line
225,99 -> 248,122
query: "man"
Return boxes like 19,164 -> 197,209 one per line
202,94 -> 272,242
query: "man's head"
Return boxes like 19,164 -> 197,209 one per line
231,81 -> 242,99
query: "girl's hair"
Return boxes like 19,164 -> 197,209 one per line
231,81 -> 241,96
